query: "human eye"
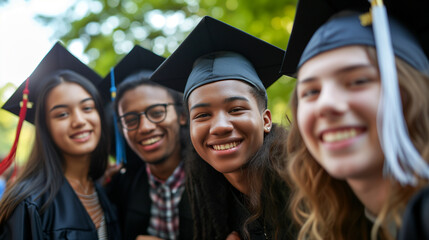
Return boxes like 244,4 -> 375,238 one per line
55,112 -> 69,118
147,105 -> 166,120
82,104 -> 95,112
49,109 -> 69,119
349,78 -> 373,88
122,113 -> 139,127
300,88 -> 320,99
192,112 -> 210,120
229,107 -> 246,114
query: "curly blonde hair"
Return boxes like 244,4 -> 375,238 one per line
285,46 -> 429,240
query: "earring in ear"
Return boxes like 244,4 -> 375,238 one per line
264,126 -> 271,131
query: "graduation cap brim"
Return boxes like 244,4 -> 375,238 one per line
1,42 -> 102,124
98,45 -> 165,104
280,0 -> 429,76
150,16 -> 285,93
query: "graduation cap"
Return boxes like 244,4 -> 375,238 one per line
281,0 -> 429,185
150,16 -> 285,102
98,45 -> 165,166
0,41 -> 102,175
99,45 -> 165,104
281,0 -> 429,76
3,42 -> 103,123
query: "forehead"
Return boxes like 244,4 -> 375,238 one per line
298,45 -> 372,81
188,80 -> 256,105
119,84 -> 173,110
46,82 -> 91,107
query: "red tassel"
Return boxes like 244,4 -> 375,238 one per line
0,78 -> 31,175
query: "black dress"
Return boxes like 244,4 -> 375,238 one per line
397,186 -> 429,240
0,179 -> 121,239
106,161 -> 194,240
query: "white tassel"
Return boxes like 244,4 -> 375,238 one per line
371,0 -> 429,185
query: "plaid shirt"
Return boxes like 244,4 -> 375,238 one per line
146,162 -> 186,240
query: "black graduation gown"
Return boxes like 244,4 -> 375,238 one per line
397,186 -> 429,240
0,180 -> 121,240
229,187 -> 273,240
106,161 -> 194,240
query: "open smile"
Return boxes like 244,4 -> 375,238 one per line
210,141 -> 241,151
70,131 -> 91,139
320,127 -> 365,143
140,136 -> 162,146
70,130 -> 92,142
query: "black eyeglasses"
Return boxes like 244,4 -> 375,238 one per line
119,103 -> 176,131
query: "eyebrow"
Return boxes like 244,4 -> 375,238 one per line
190,96 -> 249,111
49,97 -> 94,112
190,103 -> 210,111
224,96 -> 249,103
298,64 -> 375,85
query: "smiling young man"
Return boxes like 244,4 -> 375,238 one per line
101,46 -> 193,240
151,16 -> 295,239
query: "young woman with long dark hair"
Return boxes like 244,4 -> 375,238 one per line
0,43 -> 120,239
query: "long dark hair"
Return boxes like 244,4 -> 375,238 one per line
185,83 -> 293,239
0,70 -> 109,223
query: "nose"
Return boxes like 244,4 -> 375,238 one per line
137,114 -> 156,134
209,112 -> 233,136
315,84 -> 348,119
71,109 -> 86,128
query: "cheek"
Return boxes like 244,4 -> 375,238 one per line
189,123 -> 207,156
297,104 -> 315,143
351,90 -> 380,125
123,130 -> 137,146
189,123 -> 201,146
92,114 -> 102,137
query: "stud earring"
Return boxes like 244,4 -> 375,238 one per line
264,126 -> 271,131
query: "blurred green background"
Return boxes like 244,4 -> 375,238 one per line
0,0 -> 297,165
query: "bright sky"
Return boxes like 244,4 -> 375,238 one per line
0,0 -> 76,93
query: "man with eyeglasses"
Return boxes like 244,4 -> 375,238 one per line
103,46 -> 194,240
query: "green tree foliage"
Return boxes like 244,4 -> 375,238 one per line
37,0 -> 298,124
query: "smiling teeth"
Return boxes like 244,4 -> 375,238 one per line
74,132 -> 90,139
142,136 -> 161,145
213,141 -> 239,151
323,129 -> 357,143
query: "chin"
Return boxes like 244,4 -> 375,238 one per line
213,165 -> 242,174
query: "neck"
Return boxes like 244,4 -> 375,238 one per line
224,170 -> 249,196
148,148 -> 182,181
347,174 -> 391,216
63,154 -> 91,182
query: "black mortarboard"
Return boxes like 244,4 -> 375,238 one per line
281,0 -> 429,76
2,41 -> 103,124
98,45 -> 165,166
281,0 -> 429,185
99,45 -> 165,104
150,16 -> 285,102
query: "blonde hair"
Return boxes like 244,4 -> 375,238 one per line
286,46 -> 429,240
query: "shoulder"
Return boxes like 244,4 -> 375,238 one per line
398,186 -> 429,239
405,186 -> 429,214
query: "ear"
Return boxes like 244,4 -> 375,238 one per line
262,109 -> 272,133
179,112 -> 187,126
